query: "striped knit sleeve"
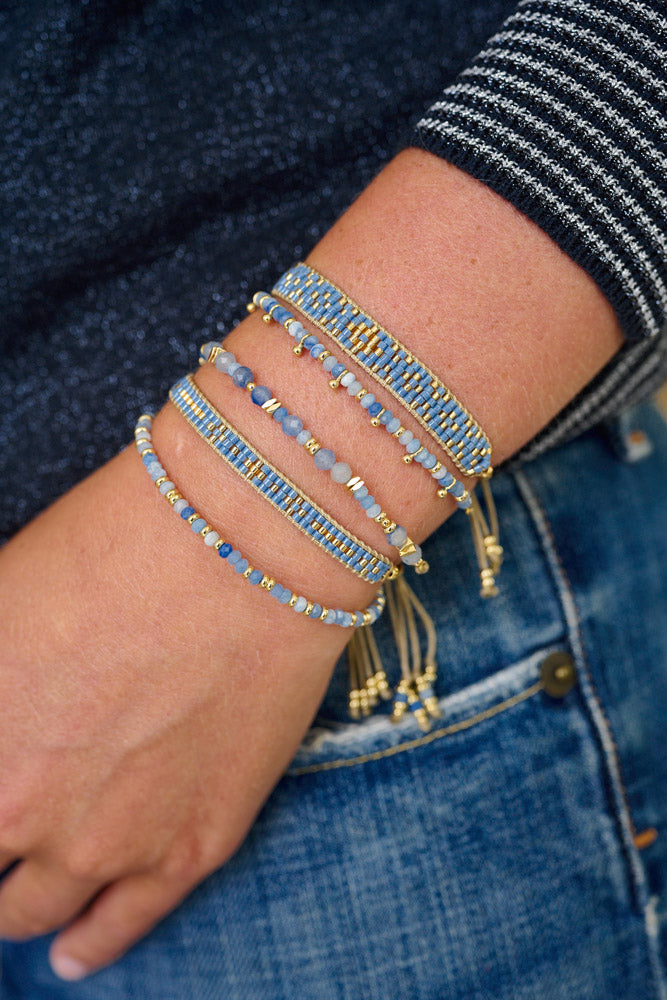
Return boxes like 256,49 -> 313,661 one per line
412,0 -> 667,344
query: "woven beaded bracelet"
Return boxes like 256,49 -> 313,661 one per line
249,289 -> 503,598
169,374 -> 398,586
249,291 -> 473,509
198,340 -> 429,574
134,415 -> 386,627
272,262 -> 493,478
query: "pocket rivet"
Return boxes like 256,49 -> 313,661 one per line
540,652 -> 577,698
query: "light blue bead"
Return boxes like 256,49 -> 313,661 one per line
142,452 -> 156,465
360,393 -> 375,409
282,414 -> 303,436
309,603 -> 323,619
272,406 -> 288,423
271,583 -> 284,599
159,480 -> 175,494
380,410 -> 393,425
366,503 -> 382,518
214,351 -> 236,373
227,361 -> 241,377
340,372 -> 355,387
354,485 -> 369,501
422,454 -> 437,470
322,356 -> 338,372
234,559 -> 249,574
303,335 -> 318,350
399,430 -> 413,446
313,448 -> 336,471
388,526 -> 407,546
387,417 -> 401,433
402,545 -> 423,566
331,461 -> 351,484
278,588 -> 291,605
288,321 -> 305,338
150,466 -> 166,480
227,549 -> 242,565
294,596 -> 308,613
191,517 -> 206,533
310,344 -> 325,358
296,429 -> 311,446
251,385 -> 272,405
360,495 -> 375,510
173,498 -> 188,515
204,531 -> 220,547
347,380 -> 362,396
248,569 -> 263,585
407,439 -> 421,454
200,341 -> 217,360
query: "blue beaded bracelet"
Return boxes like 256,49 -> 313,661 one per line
249,291 -> 474,510
271,262 -> 492,477
198,340 -> 428,574
134,415 -> 386,627
169,374 -> 397,586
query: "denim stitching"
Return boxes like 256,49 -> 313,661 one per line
288,679 -> 543,776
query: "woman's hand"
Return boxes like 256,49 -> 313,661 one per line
0,430 -> 352,980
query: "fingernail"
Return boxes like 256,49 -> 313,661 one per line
50,952 -> 89,981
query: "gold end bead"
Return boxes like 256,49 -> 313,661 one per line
262,312 -> 273,324
293,334 -> 309,355
403,454 -> 414,464
247,302 -> 257,313
370,408 -> 385,427
329,373 -> 345,388
415,559 -> 430,575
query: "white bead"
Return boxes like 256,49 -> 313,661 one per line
204,531 -> 220,547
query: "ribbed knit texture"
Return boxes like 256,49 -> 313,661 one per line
413,0 -> 667,463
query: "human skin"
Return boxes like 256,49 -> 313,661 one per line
0,148 -> 623,980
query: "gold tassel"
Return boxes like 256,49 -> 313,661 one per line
466,475 -> 503,598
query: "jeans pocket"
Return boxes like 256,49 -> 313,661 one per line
287,643 -> 571,775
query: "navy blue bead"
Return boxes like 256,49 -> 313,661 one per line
218,542 -> 232,557
232,365 -> 253,388
180,506 -> 195,519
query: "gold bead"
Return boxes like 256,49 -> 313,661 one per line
305,438 -> 320,455
415,560 -> 429,574
155,476 -> 167,488
242,566 -> 253,579
262,313 -> 273,324
402,454 -> 413,464
246,381 -> 256,392
247,302 -> 256,312
329,373 -> 345,388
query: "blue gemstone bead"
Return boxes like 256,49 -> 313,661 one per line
354,485 -> 369,500
303,335 -> 318,350
248,569 -> 263,585
309,603 -> 323,619
251,385 -> 272,405
227,549 -> 242,565
407,439 -> 421,454
360,495 -> 375,510
282,414 -> 303,436
218,543 -> 232,557
313,448 -> 336,471
310,344 -> 325,358
380,410 -> 393,425
322,355 -> 338,372
278,588 -> 291,604
331,363 -> 346,378
368,402 -> 382,417
231,365 -> 253,388
180,506 -> 195,519
271,583 -> 284,600
422,454 -> 437,470
234,559 -> 249,574
387,417 -> 401,433
142,453 -> 156,465
360,393 -> 375,410
191,518 -> 206,533
272,406 -> 288,423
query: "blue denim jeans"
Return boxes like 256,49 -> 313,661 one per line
2,402 -> 666,999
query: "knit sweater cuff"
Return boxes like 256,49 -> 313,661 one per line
411,0 -> 667,342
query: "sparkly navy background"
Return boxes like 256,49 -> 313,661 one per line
0,1 -> 516,543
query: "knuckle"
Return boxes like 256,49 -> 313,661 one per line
159,835 -> 220,885
61,842 -> 109,883
0,896 -> 53,940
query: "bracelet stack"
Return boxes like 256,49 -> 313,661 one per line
133,260 -> 501,731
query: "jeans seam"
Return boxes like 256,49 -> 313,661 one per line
514,467 -> 667,999
288,678 -> 543,776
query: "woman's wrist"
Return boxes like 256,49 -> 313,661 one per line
158,146 -> 623,615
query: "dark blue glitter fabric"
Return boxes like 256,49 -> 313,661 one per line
0,0 -> 550,543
